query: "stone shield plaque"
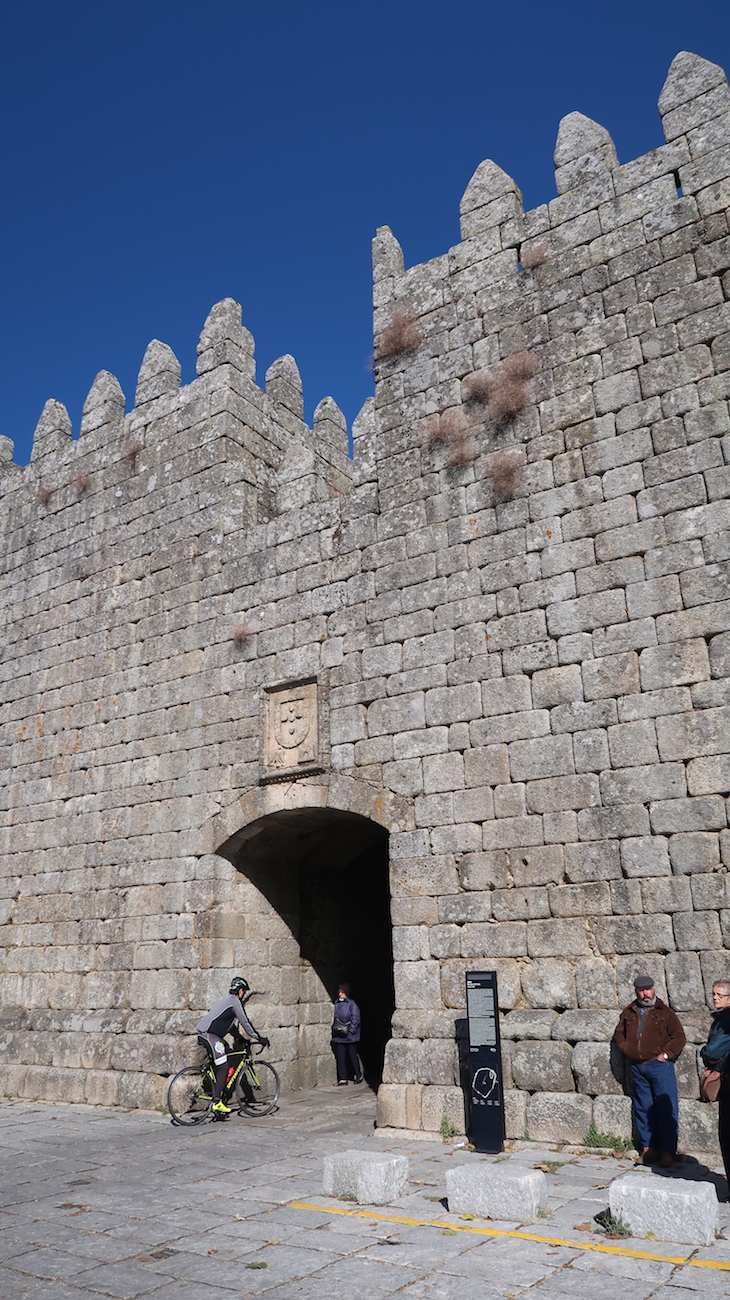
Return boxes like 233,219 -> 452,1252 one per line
263,680 -> 320,780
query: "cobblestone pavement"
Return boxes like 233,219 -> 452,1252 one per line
1,1091 -> 729,1299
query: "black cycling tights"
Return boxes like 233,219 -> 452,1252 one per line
213,1061 -> 228,1101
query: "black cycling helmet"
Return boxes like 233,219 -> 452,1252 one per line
229,976 -> 250,995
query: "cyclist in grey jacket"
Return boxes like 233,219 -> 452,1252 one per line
196,976 -> 269,1116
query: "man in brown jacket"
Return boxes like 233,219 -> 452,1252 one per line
614,974 -> 686,1168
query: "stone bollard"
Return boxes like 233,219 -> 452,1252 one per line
446,1162 -> 548,1222
322,1150 -> 409,1204
609,1172 -> 719,1247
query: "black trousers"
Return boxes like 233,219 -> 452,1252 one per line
719,1091 -> 730,1191
334,1040 -> 360,1081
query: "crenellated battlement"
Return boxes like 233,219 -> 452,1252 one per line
372,51 -> 730,458
3,50 -> 730,1145
1,297 -> 353,526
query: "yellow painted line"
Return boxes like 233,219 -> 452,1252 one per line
290,1201 -> 730,1272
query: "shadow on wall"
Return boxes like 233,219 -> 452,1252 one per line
218,808 -> 394,1089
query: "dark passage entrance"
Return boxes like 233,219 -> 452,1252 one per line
299,838 -> 394,1086
218,808 -> 394,1090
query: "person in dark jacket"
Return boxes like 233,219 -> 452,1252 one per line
614,974 -> 686,1168
331,983 -> 361,1086
700,979 -> 730,1190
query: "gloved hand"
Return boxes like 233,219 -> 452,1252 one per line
258,1037 -> 270,1049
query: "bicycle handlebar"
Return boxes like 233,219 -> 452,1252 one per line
229,1026 -> 269,1055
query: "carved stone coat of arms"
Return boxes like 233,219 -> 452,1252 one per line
263,680 -> 320,780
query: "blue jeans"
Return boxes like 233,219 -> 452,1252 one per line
630,1059 -> 679,1155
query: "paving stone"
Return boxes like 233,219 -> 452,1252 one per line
5,1249 -> 98,1282
518,1267 -> 658,1298
4,1098 -> 730,1299
67,1261 -> 166,1297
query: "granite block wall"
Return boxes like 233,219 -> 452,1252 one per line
1,50 -> 729,1149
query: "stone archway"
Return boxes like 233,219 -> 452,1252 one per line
200,775 -> 415,855
200,778 -> 413,1093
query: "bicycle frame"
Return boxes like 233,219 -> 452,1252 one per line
201,1041 -> 260,1102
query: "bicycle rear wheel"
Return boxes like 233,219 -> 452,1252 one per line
167,1066 -> 213,1125
235,1060 -> 280,1116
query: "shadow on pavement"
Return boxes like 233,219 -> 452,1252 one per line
655,1154 -> 728,1202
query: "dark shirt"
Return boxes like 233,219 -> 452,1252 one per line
636,1003 -> 653,1046
701,1007 -> 730,1071
196,995 -> 259,1041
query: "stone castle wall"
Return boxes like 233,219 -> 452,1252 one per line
2,50 -> 730,1148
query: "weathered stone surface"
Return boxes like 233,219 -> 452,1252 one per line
594,915 -> 675,955
575,959 -> 618,1009
511,1041 -> 575,1092
441,958 -> 521,1011
565,841 -> 621,883
609,1171 -> 718,1247
30,398 -> 72,461
665,951 -> 706,1011
675,1047 -> 700,1100
446,1162 -> 547,1223
620,837 -> 671,878
135,340 -> 181,405
615,956 -> 668,1008
501,1009 -> 558,1041
527,1092 -> 593,1144
593,1093 -> 632,1139
678,1097 -> 721,1155
80,369 -> 124,434
322,1150 -> 409,1204
571,1041 -> 623,1095
382,1039 -> 420,1084
417,1038 -> 457,1086
394,961 -> 442,1009
421,1084 -> 466,1135
504,1089 -> 528,1140
669,832 -> 721,873
4,51 -> 730,1138
521,960 -> 577,1010
376,1085 -> 407,1130
552,1011 -> 618,1042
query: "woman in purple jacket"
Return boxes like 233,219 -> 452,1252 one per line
331,983 -> 362,1085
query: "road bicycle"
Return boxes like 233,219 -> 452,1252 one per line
167,1035 -> 280,1126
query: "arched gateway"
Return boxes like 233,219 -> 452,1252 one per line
202,779 -> 413,1095
3,53 -> 730,1151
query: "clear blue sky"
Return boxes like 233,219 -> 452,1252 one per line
2,1 -> 729,464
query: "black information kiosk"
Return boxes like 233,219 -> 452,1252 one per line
465,969 -> 505,1154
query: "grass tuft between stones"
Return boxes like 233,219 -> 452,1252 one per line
595,1210 -> 631,1238
583,1122 -> 633,1154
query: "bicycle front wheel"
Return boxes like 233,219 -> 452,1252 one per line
167,1066 -> 213,1125
235,1060 -> 280,1116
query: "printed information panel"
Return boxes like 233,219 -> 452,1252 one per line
465,970 -> 505,1154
